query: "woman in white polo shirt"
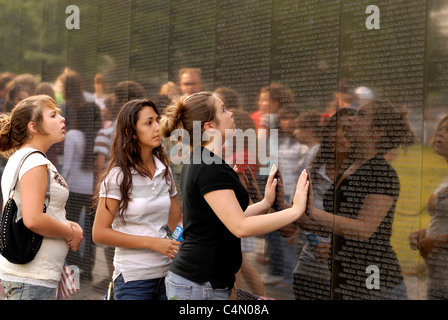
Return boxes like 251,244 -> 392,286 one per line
92,99 -> 182,300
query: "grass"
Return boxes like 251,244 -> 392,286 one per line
390,144 -> 448,276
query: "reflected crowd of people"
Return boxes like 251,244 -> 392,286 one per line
0,66 -> 447,300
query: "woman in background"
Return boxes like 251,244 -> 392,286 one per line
410,115 -> 448,299
63,102 -> 103,281
307,99 -> 415,299
292,108 -> 355,300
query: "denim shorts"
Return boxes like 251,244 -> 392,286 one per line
113,274 -> 167,300
1,280 -> 56,300
165,271 -> 231,300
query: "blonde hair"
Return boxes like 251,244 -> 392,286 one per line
159,92 -> 219,146
159,81 -> 179,96
0,95 -> 60,157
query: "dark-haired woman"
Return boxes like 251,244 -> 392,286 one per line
307,99 -> 415,299
58,70 -> 86,131
92,99 -> 182,300
62,102 -> 103,281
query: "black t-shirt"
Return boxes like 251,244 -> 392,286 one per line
169,147 -> 249,289
323,153 -> 403,299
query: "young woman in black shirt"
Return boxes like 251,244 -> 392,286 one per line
160,91 -> 309,300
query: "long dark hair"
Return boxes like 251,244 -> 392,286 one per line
368,99 -> 415,154
94,99 -> 174,224
75,102 -> 102,170
308,108 -> 356,182
61,70 -> 86,129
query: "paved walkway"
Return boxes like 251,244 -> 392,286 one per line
68,238 -> 428,300
0,238 -> 427,300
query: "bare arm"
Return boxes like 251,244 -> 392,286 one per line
92,197 -> 181,259
242,165 -> 278,217
20,165 -> 83,250
203,169 -> 309,238
308,192 -> 394,241
93,153 -> 106,189
167,196 -> 182,232
418,232 -> 448,258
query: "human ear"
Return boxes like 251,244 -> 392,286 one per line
27,122 -> 39,135
124,127 -> 135,139
203,121 -> 215,131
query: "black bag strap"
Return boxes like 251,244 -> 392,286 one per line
8,150 -> 51,208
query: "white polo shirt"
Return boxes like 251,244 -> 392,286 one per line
99,155 -> 177,282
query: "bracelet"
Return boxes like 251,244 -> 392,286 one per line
261,199 -> 271,213
67,224 -> 75,243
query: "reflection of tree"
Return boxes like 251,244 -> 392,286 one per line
0,0 -> 446,114
423,0 -> 448,143
426,0 -> 448,103
430,1 -> 448,39
0,0 -> 98,88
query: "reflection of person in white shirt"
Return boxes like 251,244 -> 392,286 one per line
410,115 -> 448,300
278,108 -> 308,203
93,74 -> 108,111
62,102 -> 102,195
293,111 -> 322,198
62,102 -> 102,280
291,108 -> 355,300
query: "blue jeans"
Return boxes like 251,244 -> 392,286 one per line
1,280 -> 56,300
165,271 -> 232,300
113,274 -> 167,300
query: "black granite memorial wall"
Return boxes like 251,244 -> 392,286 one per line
0,0 -> 447,301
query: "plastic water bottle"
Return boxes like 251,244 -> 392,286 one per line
171,224 -> 184,242
305,231 -> 328,247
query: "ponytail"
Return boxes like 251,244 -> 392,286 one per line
159,98 -> 186,138
0,114 -> 13,157
159,92 -> 219,146
0,95 -> 59,158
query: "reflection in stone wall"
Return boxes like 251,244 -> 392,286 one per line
0,0 -> 447,301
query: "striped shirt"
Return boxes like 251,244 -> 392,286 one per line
93,121 -> 116,161
99,155 -> 177,282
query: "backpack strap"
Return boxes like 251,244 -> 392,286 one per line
8,150 -> 51,208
